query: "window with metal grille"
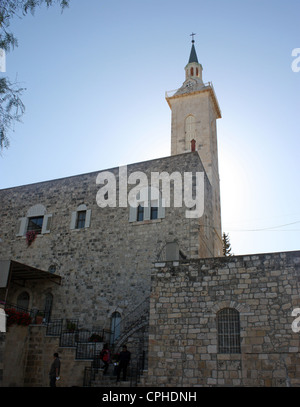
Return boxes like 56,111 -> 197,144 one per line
217,308 -> 241,354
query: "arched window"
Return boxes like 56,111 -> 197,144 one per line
217,308 -> 241,354
110,311 -> 121,344
190,67 -> 194,76
17,291 -> 30,311
185,115 -> 196,150
16,204 -> 52,237
48,265 -> 57,274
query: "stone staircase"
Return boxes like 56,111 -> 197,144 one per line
84,296 -> 150,387
113,296 -> 150,350
91,363 -> 131,387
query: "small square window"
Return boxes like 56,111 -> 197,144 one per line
76,211 -> 86,229
27,216 -> 44,234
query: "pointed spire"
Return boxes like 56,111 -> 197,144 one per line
188,43 -> 199,64
189,33 -> 199,63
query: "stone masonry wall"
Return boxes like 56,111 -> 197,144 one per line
145,250 -> 300,387
0,152 -> 213,331
2,324 -> 90,387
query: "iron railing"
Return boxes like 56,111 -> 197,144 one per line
46,319 -> 63,336
111,296 -> 150,347
130,350 -> 146,387
166,81 -> 214,98
1,300 -> 52,325
2,298 -> 148,386
57,322 -> 112,359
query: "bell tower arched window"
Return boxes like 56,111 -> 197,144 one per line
185,115 -> 196,150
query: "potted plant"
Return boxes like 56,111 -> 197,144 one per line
66,320 -> 77,332
26,230 -> 37,247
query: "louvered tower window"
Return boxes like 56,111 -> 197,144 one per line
185,115 -> 196,150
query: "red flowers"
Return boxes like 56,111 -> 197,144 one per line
5,308 -> 32,327
26,230 -> 37,246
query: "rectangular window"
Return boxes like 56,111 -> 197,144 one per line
137,205 -> 144,222
129,189 -> 165,223
151,205 -> 158,220
76,211 -> 86,229
27,216 -> 44,234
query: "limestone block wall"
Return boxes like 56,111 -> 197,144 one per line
145,250 -> 300,387
2,325 -> 29,386
2,324 -> 90,387
23,325 -> 91,387
0,152 -> 213,331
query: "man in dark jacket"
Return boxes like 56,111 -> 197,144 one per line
116,345 -> 131,382
49,352 -> 61,387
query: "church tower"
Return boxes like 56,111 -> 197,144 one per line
166,37 -> 223,256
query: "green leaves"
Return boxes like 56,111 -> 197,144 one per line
0,0 -> 70,151
222,232 -> 233,257
0,77 -> 26,150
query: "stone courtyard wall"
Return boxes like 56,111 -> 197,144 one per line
145,250 -> 300,387
2,324 -> 90,387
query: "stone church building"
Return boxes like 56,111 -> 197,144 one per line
0,41 -> 299,387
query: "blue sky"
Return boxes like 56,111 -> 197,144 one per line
0,0 -> 299,256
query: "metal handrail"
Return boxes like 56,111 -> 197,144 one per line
111,296 -> 150,347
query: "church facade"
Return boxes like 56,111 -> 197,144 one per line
0,41 -> 299,387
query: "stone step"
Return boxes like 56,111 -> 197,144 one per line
91,364 -> 133,387
92,379 -> 131,388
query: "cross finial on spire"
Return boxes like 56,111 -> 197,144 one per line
190,33 -> 196,43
